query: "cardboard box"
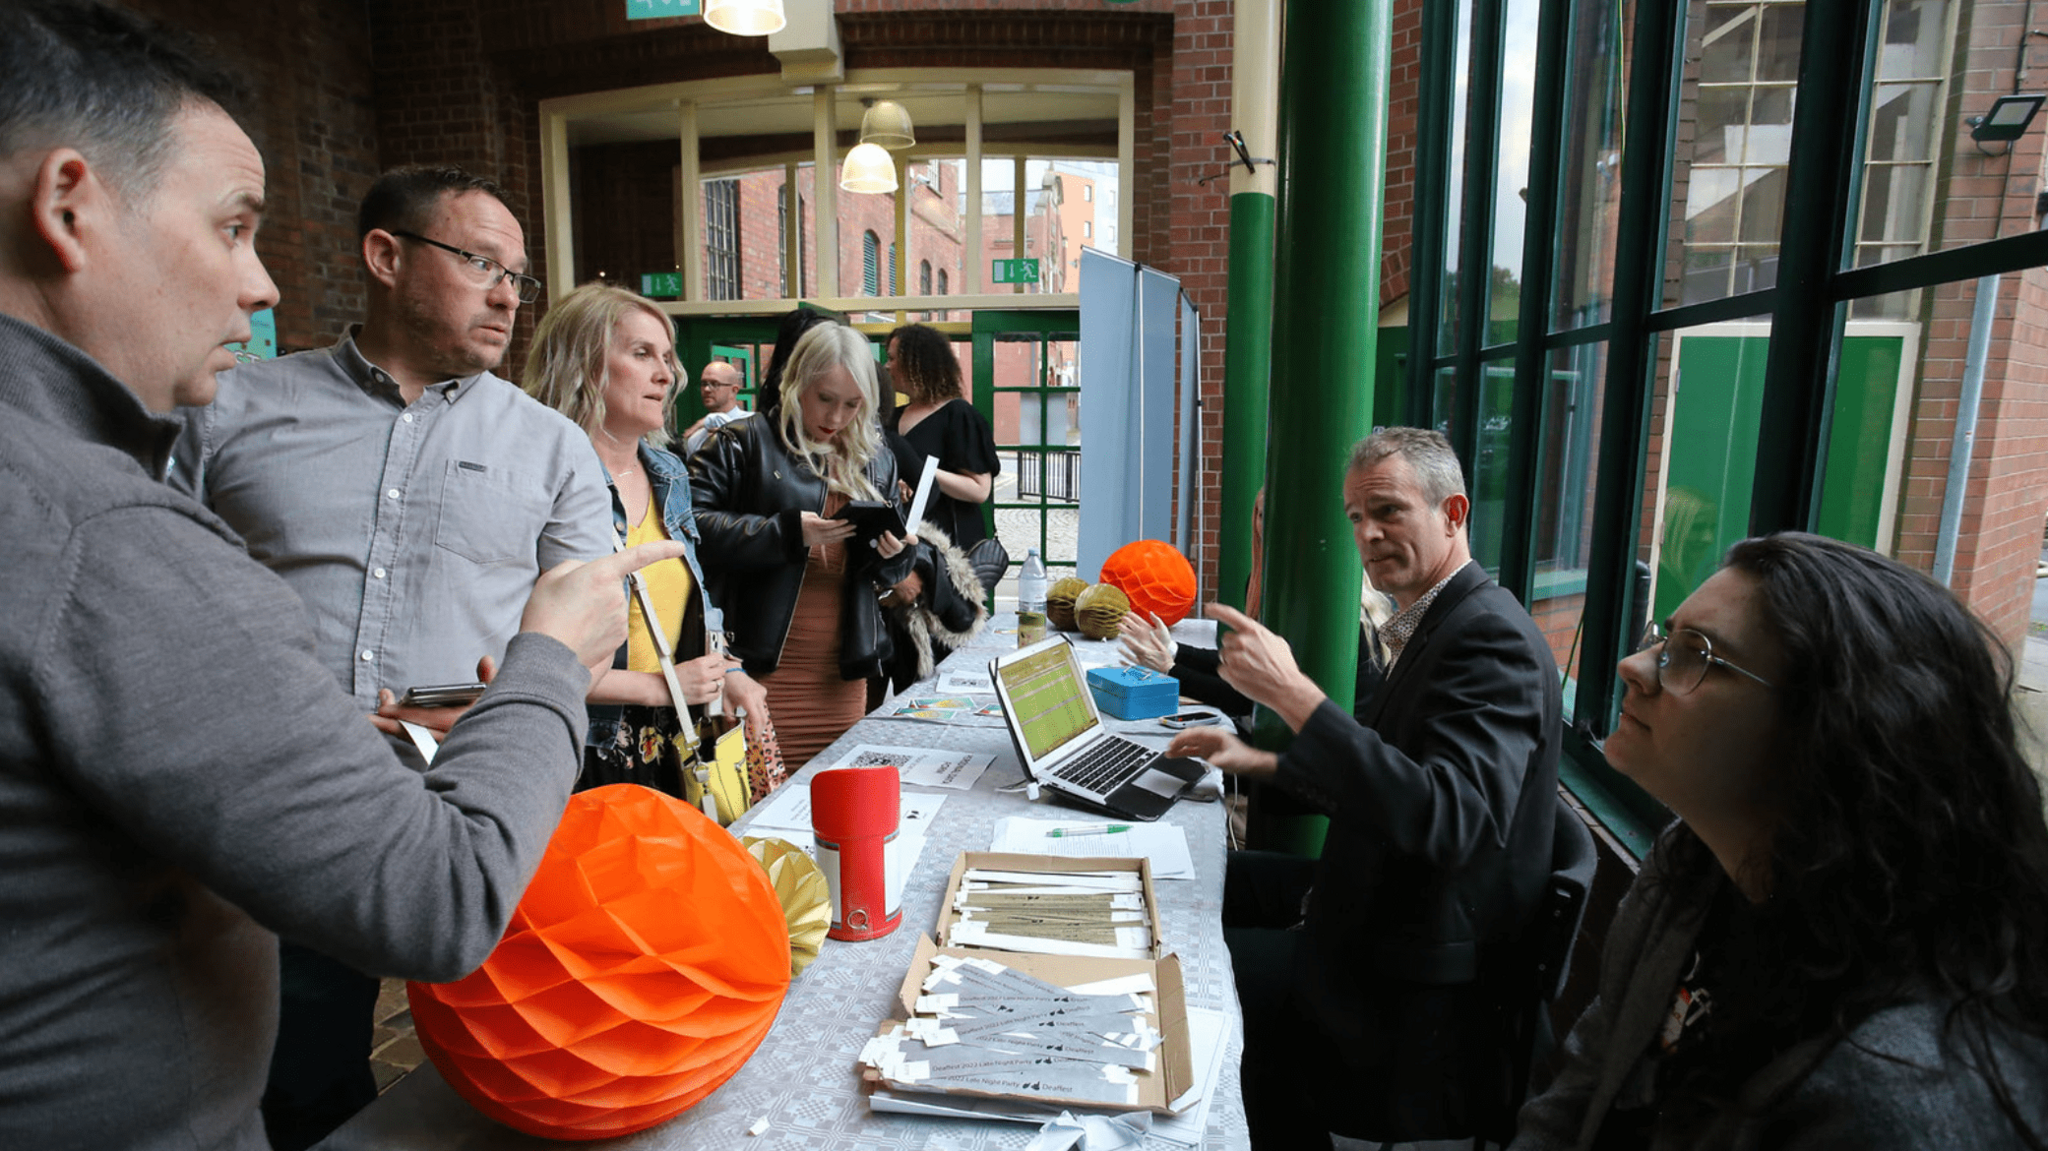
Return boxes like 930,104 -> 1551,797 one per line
858,852 -> 1192,1115
931,851 -> 1165,961
868,933 -> 1196,1115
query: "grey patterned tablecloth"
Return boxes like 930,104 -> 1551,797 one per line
318,617 -> 1247,1151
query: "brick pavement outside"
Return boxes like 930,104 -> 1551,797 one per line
369,980 -> 422,1094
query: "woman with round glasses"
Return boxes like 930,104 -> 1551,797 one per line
1513,532 -> 2048,1149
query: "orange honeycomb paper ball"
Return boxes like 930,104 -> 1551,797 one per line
1099,539 -> 1198,626
408,784 -> 792,1140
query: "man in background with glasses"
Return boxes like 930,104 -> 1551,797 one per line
171,164 -> 611,1150
683,358 -> 751,456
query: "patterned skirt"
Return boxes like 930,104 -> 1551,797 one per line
578,704 -> 789,805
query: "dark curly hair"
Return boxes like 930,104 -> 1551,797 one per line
1681,532 -> 2048,1141
887,323 -> 962,404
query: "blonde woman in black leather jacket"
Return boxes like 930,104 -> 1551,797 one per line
689,322 -> 914,767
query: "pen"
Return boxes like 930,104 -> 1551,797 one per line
1046,824 -> 1133,838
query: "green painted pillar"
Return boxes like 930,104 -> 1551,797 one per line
1218,0 -> 1281,614
1255,0 -> 1391,746
1219,194 -> 1275,612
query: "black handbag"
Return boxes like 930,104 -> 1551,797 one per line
965,536 -> 1009,598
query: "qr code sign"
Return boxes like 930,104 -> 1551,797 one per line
848,751 -> 901,769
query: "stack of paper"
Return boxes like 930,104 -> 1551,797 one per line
944,867 -> 1154,960
988,817 -> 1196,881
867,1006 -> 1231,1147
860,954 -> 1162,1108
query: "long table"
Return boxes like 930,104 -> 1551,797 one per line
318,615 -> 1247,1150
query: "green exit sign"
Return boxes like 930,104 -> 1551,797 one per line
640,272 -> 683,298
991,258 -> 1041,285
625,0 -> 701,19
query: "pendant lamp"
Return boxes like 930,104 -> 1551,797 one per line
858,99 -> 916,150
704,0 -> 785,36
840,142 -> 897,194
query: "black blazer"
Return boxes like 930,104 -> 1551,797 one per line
1273,561 -> 1562,1137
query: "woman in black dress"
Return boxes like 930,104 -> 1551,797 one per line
884,323 -> 999,548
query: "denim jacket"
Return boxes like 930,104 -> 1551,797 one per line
587,441 -> 722,747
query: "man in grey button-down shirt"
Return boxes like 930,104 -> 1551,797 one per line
170,165 -> 611,1149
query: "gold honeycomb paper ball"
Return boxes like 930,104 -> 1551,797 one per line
742,836 -> 831,978
1073,583 -> 1131,640
1045,576 -> 1089,631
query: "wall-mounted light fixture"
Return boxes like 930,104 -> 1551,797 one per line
1970,93 -> 2045,145
704,0 -> 785,36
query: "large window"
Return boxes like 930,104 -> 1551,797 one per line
1409,0 -> 2048,847
704,178 -> 741,301
540,73 -> 1131,312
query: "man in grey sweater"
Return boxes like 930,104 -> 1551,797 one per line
0,4 -> 683,1148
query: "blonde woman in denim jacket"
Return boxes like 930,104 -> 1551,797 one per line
525,283 -> 774,796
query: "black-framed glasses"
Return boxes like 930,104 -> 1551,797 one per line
1637,624 -> 1775,695
391,230 -> 542,303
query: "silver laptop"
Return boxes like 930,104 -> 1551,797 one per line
989,636 -> 1203,822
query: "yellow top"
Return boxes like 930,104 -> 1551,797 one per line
625,499 -> 692,674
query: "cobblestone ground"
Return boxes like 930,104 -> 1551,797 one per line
991,467 -> 1079,606
370,979 -> 421,1093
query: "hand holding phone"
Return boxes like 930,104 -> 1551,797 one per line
396,681 -> 487,709
833,499 -> 909,550
1158,711 -> 1223,729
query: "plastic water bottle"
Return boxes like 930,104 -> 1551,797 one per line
1017,548 -> 1048,646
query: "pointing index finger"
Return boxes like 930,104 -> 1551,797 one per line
1205,602 -> 1257,633
587,540 -> 690,580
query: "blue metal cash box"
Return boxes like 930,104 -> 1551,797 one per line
1085,665 -> 1180,720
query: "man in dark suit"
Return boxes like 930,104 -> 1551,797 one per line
1169,426 -> 1561,1147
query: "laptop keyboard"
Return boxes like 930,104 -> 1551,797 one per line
1050,737 -> 1153,796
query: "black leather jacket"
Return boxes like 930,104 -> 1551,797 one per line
688,415 -> 914,679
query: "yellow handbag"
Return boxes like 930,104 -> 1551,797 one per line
618,533 -> 753,828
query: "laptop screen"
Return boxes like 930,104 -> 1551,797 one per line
994,641 -> 1100,761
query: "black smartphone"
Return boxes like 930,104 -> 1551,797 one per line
833,499 -> 908,550
397,681 -> 487,708
1158,711 -> 1224,729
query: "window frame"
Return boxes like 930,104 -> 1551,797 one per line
1407,0 -> 2048,850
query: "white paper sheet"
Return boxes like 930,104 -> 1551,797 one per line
906,455 -> 941,535
988,817 -> 1196,881
824,743 -> 993,790
936,668 -> 996,695
745,782 -> 946,835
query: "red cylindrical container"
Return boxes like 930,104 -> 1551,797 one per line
809,764 -> 901,941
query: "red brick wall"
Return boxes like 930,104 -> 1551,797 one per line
1891,0 -> 2048,645
121,0 -> 381,354
1383,0 -> 1423,307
